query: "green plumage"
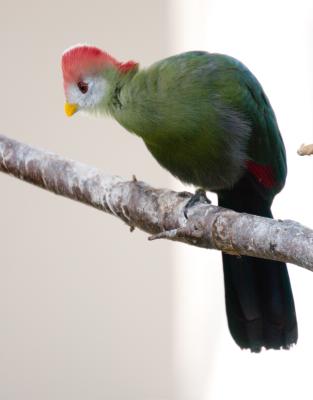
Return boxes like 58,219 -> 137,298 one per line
106,51 -> 286,198
97,50 -> 297,351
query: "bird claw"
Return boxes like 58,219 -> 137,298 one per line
183,188 -> 211,219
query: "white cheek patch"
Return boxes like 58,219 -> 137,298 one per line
67,76 -> 108,110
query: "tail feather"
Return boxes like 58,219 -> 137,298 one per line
218,175 -> 297,352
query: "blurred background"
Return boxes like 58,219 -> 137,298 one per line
0,1 -> 312,399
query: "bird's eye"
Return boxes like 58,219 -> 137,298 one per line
77,81 -> 88,94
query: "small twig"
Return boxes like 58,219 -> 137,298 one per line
297,143 -> 313,156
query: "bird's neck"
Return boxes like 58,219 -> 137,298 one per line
94,66 -> 138,115
108,69 -> 163,142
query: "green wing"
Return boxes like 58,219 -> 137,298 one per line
208,54 -> 287,196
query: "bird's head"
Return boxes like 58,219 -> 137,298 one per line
62,45 -> 138,117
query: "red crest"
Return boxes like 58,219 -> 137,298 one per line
62,45 -> 138,87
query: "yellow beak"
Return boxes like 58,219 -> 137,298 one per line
64,102 -> 78,117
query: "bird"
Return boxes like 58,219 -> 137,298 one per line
61,44 -> 297,352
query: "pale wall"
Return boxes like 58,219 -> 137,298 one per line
0,1 -> 175,399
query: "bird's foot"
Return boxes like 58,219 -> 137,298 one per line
183,188 -> 211,219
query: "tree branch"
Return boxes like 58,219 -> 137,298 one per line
0,134 -> 312,270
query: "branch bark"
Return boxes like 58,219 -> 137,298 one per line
0,134 -> 312,270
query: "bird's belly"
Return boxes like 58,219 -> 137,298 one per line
115,106 -> 248,191
144,138 -> 244,191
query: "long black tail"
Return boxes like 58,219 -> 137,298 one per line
218,176 -> 298,352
